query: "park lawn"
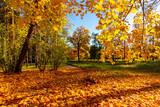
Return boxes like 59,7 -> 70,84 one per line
67,60 -> 160,74
0,61 -> 159,106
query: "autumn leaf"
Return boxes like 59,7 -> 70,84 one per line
120,35 -> 128,40
131,9 -> 137,13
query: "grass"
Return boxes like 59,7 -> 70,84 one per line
0,62 -> 67,72
67,60 -> 160,74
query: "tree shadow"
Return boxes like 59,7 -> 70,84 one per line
114,62 -> 160,74
26,69 -> 143,91
68,61 -> 160,74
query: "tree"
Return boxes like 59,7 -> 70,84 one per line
4,0 -> 70,73
131,7 -> 160,61
1,0 -> 160,72
0,0 -> 27,73
68,26 -> 92,61
49,28 -> 69,70
89,33 -> 102,60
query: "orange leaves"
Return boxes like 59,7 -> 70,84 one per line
85,1 -> 90,7
74,0 -> 79,6
80,0 -> 85,3
120,26 -> 126,31
77,10 -> 82,14
68,26 -> 92,59
127,38 -> 132,43
0,64 -> 160,106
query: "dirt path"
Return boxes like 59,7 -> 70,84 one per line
65,65 -> 79,68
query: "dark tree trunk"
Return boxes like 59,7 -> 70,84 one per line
124,40 -> 125,59
78,41 -> 80,62
26,50 -> 28,68
14,24 -> 35,73
112,55 -> 115,61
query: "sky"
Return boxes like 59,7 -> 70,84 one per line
67,12 -> 135,36
67,12 -> 100,36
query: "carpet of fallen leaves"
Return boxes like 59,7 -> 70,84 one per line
0,65 -> 160,107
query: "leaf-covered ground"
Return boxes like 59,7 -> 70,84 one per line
0,65 -> 160,106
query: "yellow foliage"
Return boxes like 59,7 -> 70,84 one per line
131,9 -> 137,13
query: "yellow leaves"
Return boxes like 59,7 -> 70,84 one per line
101,54 -> 105,62
131,9 -> 137,13
114,29 -> 120,35
107,35 -> 113,41
120,35 -> 128,40
98,0 -> 103,6
116,7 -> 121,12
102,24 -> 107,30
150,19 -> 155,25
81,34 -> 86,38
111,61 -> 115,65
53,26 -> 59,31
35,16 -> 42,23
115,4 -> 124,12
150,29 -> 155,33
130,0 -> 135,5
68,26 -> 91,59
95,0 -> 104,11
114,15 -> 118,19
61,3 -> 66,9
113,21 -> 120,26
155,14 -> 160,19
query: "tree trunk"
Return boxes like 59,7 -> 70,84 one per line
14,24 -> 35,73
112,55 -> 115,61
35,43 -> 38,68
141,0 -> 145,57
34,29 -> 38,68
124,40 -> 126,59
12,7 -> 16,67
26,50 -> 28,68
30,37 -> 33,65
4,6 -> 7,65
0,24 -> 1,54
78,41 -> 80,62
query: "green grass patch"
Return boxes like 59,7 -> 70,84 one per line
67,60 -> 160,74
0,63 -> 67,72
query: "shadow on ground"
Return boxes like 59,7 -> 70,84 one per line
67,61 -> 160,74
